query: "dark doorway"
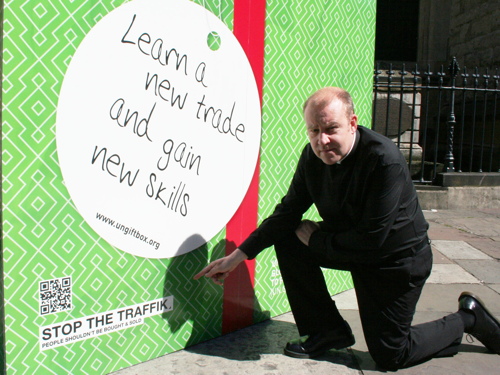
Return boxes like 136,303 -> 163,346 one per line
375,0 -> 420,62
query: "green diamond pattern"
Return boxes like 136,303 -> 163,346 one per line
2,1 -> 233,374
254,0 -> 375,321
2,0 -> 375,373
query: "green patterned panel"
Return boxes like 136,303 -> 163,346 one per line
254,0 -> 376,321
2,1 -> 233,374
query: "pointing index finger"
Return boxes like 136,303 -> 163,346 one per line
193,263 -> 213,280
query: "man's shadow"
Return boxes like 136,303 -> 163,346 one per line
162,235 -> 270,351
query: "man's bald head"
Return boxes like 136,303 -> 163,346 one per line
303,87 -> 355,121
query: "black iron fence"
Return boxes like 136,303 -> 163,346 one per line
373,58 -> 499,184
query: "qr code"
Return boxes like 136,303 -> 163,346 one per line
39,277 -> 72,316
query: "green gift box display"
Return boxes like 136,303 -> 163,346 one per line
1,0 -> 375,373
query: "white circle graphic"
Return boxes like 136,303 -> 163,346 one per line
56,0 -> 261,258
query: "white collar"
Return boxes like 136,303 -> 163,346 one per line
336,131 -> 357,165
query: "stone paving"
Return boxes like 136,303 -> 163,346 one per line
110,209 -> 500,374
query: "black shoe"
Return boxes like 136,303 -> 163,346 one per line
284,320 -> 355,359
458,291 -> 500,354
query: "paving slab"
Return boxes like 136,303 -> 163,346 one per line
431,247 -> 454,264
426,221 -> 478,241
425,209 -> 500,221
425,209 -> 500,238
455,260 -> 500,284
416,283 -> 500,315
332,288 -> 358,310
426,264 -> 481,284
489,284 -> 500,294
431,240 -> 493,259
448,217 -> 500,238
477,208 -> 500,217
465,238 -> 500,260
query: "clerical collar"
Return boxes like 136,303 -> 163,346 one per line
336,130 -> 358,165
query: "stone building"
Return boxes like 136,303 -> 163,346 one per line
376,0 -> 500,70
374,0 -> 500,179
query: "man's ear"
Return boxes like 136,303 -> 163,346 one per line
350,115 -> 358,133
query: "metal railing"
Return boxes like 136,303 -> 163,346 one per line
373,58 -> 499,184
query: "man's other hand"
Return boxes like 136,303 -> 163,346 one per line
295,220 -> 320,246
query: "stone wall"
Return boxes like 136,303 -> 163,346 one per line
417,0 -> 452,69
417,186 -> 500,210
449,0 -> 500,68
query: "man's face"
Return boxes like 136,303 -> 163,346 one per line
304,99 -> 358,165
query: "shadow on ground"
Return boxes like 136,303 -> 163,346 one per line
185,318 -> 361,370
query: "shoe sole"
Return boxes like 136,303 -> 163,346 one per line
283,336 -> 355,359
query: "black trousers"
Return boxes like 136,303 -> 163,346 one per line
274,234 -> 465,370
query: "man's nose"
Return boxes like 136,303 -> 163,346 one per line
319,132 -> 329,145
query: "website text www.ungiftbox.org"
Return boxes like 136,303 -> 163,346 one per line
95,212 -> 160,250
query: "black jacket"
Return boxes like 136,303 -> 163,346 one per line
239,126 -> 428,264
